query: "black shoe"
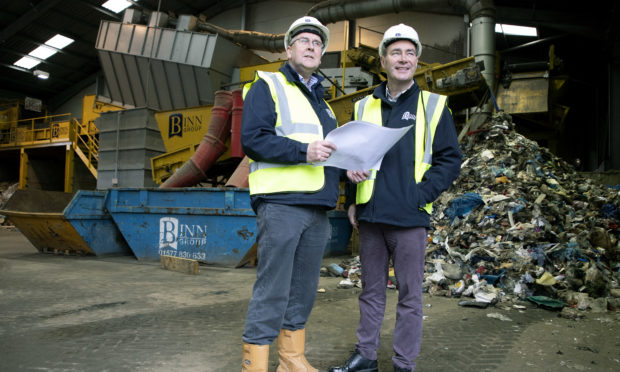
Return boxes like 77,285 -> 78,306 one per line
392,363 -> 412,372
329,351 -> 378,372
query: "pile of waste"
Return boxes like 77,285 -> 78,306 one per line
427,112 -> 619,312
0,182 -> 18,226
326,112 -> 619,313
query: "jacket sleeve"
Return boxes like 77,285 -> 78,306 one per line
416,104 -> 462,206
240,78 -> 308,164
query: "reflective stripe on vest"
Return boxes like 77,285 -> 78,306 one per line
353,91 -> 447,214
242,71 -> 327,195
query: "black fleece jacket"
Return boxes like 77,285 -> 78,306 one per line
349,81 -> 462,228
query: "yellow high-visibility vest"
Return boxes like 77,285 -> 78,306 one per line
353,90 -> 447,214
242,71 -> 331,195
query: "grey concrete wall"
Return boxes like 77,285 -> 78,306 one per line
53,83 -> 96,120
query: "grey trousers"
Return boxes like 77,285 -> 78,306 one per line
355,222 -> 427,370
243,203 -> 330,345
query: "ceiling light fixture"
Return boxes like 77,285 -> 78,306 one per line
33,70 -> 50,79
495,24 -> 538,37
29,45 -> 57,60
102,0 -> 133,13
46,34 -> 74,49
13,34 -> 74,71
15,56 -> 41,69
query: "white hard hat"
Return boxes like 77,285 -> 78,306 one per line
379,23 -> 422,58
284,16 -> 330,55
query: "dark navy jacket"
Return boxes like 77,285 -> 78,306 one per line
349,81 -> 462,228
241,63 -> 340,212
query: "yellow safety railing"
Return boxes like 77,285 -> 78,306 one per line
0,113 -> 72,146
0,112 -> 99,181
70,118 -> 99,178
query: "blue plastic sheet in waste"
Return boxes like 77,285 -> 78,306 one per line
444,192 -> 484,223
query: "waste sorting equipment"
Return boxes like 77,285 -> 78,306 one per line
104,188 -> 353,266
0,189 -> 131,256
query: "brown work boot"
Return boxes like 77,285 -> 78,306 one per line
242,342 -> 269,372
276,328 -> 318,372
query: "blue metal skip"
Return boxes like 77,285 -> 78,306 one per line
105,188 -> 352,266
0,189 -> 131,257
105,188 -> 257,265
64,190 -> 133,257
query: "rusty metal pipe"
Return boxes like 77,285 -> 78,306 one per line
160,91 -> 233,188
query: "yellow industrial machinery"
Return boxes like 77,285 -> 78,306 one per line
343,44 -> 384,79
81,95 -> 124,135
0,96 -> 123,192
151,61 -> 285,185
151,105 -> 219,185
238,60 -> 286,84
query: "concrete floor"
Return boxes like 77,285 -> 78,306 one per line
1,227 -> 619,372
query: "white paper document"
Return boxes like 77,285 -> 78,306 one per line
315,120 -> 412,170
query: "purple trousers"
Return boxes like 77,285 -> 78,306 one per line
355,222 -> 427,370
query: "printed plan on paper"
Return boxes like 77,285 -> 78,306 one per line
316,120 -> 412,170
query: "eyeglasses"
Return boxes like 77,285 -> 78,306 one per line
291,37 -> 323,49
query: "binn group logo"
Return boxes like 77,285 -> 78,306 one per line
168,113 -> 205,138
168,114 -> 184,138
159,217 -> 178,250
158,217 -> 209,250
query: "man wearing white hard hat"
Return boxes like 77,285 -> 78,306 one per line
329,24 -> 461,372
240,16 -> 340,372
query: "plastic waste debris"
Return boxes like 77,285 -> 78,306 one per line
427,262 -> 447,283
444,192 -> 484,223
337,278 -> 355,289
326,263 -> 344,277
526,295 -> 567,310
535,272 -> 557,286
486,313 -> 512,321
458,300 -> 489,308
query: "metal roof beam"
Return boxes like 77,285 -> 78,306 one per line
0,0 -> 63,45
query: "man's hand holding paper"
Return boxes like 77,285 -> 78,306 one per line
315,120 -> 412,171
